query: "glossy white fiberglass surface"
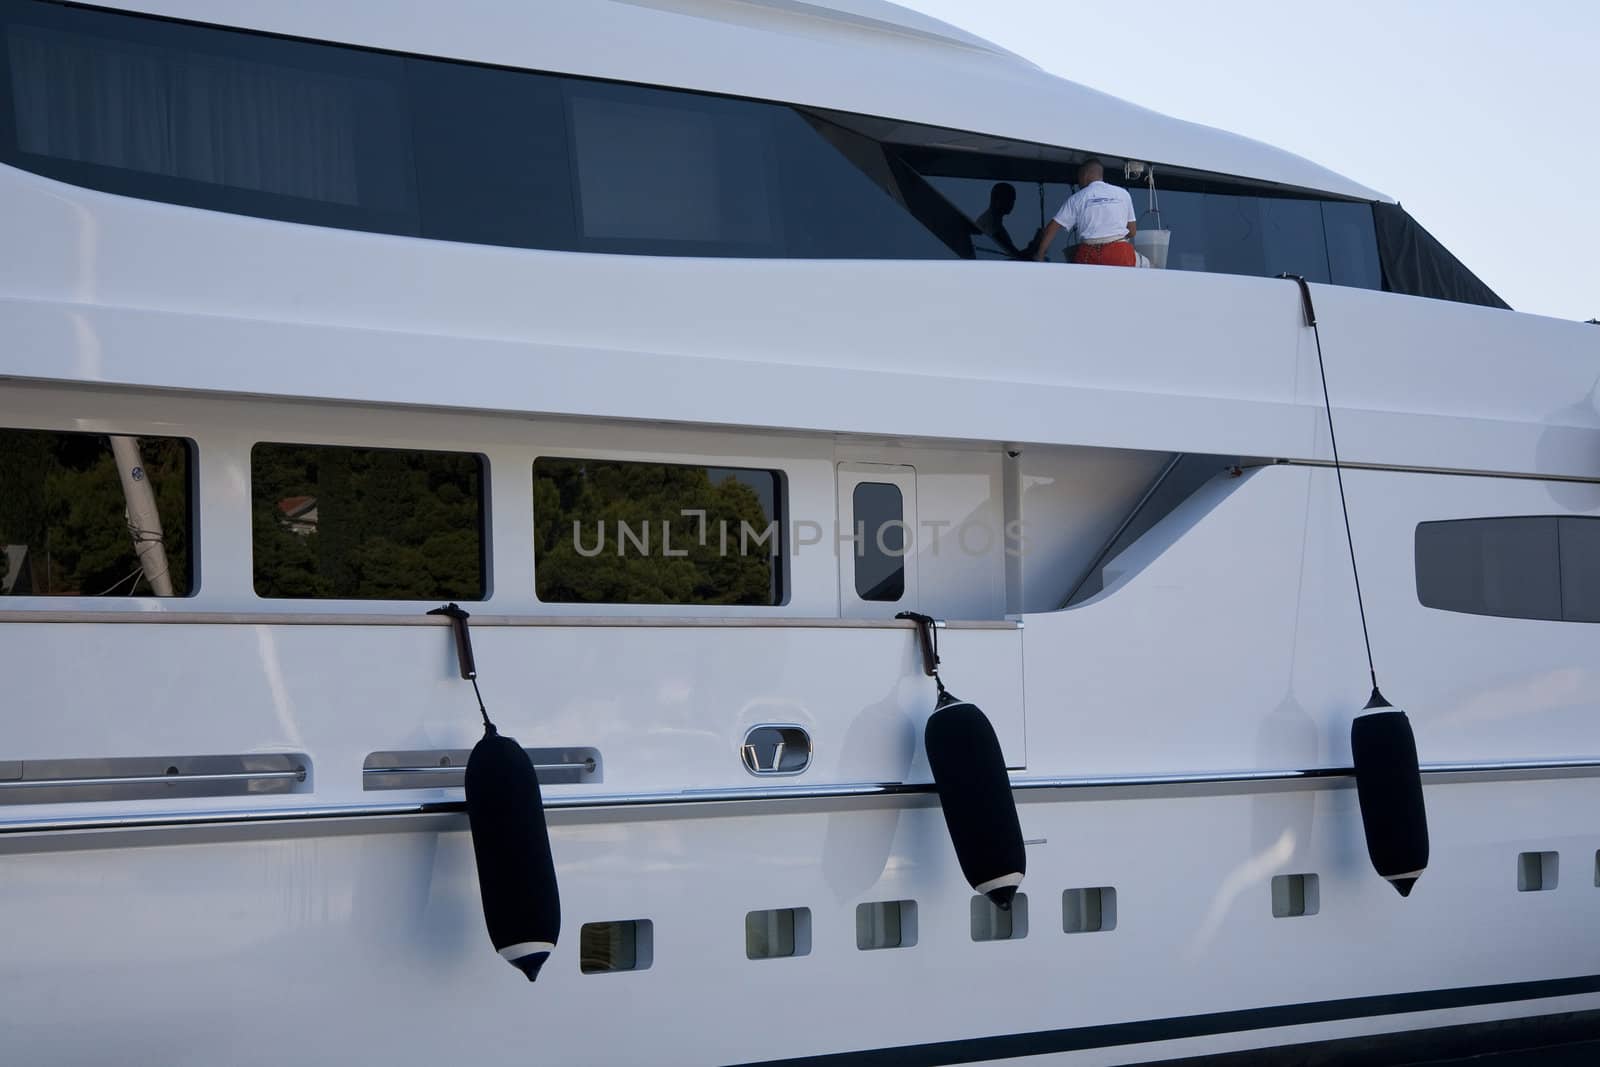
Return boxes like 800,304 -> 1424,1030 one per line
4,778 -> 1600,1065
1029,463 -> 1600,775
3,163 -> 1594,480
0,618 -> 1026,825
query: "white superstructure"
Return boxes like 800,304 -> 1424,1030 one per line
1,2 -> 1597,1064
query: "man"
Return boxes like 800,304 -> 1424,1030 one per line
974,182 -> 1022,258
1032,159 -> 1137,266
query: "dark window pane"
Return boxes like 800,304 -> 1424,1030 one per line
1151,189 -> 1329,282
251,444 -> 484,600
1323,201 -> 1383,290
567,82 -> 781,254
853,482 -> 904,602
408,58 -> 575,250
1141,187 -> 1222,274
0,429 -> 192,596
925,175 -> 1041,260
2,1 -> 418,234
1415,517 -> 1560,621
1558,517 -> 1600,623
534,459 -> 782,605
1259,197 -> 1330,283
776,115 -> 963,260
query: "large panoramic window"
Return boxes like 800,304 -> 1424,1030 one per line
0,0 -> 1422,297
915,158 -> 1383,288
2,1 -> 418,234
0,429 -> 192,596
251,443 -> 485,600
533,459 -> 783,606
1415,516 -> 1600,622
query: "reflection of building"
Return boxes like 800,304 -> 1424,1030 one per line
276,496 -> 318,535
1,544 -> 28,595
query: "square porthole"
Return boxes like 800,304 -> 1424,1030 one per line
746,907 -> 811,960
856,900 -> 917,950
1271,874 -> 1319,918
970,893 -> 1028,941
1519,851 -> 1559,892
1063,887 -> 1117,933
579,920 -> 653,974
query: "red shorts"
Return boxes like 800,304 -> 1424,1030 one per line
1073,241 -> 1136,267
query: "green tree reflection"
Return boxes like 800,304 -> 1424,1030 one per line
0,431 -> 191,596
534,460 -> 777,605
252,445 -> 483,599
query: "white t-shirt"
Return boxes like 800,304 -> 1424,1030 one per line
1052,180 -> 1135,242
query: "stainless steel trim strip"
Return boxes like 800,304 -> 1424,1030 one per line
0,769 -> 306,790
1280,457 -> 1600,485
0,611 -> 1019,629
2,757 -> 1598,839
368,762 -> 596,778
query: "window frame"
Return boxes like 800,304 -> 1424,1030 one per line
249,440 -> 490,603
0,426 -> 199,599
0,0 -> 423,237
836,462 -> 916,619
1414,515 -> 1600,624
531,455 -> 789,609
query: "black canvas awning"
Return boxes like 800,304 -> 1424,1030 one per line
1373,202 -> 1509,310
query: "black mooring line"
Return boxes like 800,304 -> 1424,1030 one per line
1279,273 -> 1380,693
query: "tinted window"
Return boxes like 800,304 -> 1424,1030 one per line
1141,188 -> 1329,282
1322,201 -> 1383,290
2,1 -> 418,234
1414,516 -> 1600,623
0,429 -> 192,596
533,459 -> 782,605
1557,517 -> 1600,623
252,444 -> 484,599
568,82 -> 778,253
781,115 -> 966,260
925,175 -> 1044,261
408,59 -> 574,250
852,482 -> 905,602
0,0 -> 1392,288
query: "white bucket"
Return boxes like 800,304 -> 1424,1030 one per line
1133,228 -> 1170,270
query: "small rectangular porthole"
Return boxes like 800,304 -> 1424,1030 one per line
579,920 -> 652,974
1063,887 -> 1117,933
1519,851 -> 1559,892
1271,874 -> 1319,918
970,893 -> 1028,941
856,900 -> 917,950
746,907 -> 811,960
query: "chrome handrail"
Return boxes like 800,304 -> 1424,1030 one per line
366,760 -> 597,778
0,768 -> 307,789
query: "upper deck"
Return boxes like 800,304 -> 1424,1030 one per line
79,0 -> 1379,200
0,0 -> 1589,483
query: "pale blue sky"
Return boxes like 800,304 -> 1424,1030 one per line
900,0 -> 1597,321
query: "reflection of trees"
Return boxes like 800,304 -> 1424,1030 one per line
252,446 -> 483,599
0,431 -> 190,596
534,460 -> 776,605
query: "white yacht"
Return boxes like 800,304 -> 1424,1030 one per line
3,1 -> 1598,1063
